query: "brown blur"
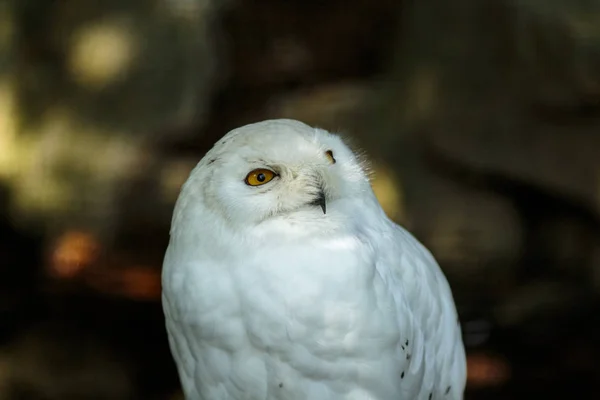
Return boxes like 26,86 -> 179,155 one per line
0,0 -> 599,399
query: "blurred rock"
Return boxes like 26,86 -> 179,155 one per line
221,0 -> 400,87
375,0 -> 600,217
266,82 -> 376,131
427,123 -> 600,219
15,0 -> 230,134
406,174 -> 524,296
1,0 -> 231,238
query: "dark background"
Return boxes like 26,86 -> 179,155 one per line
1,0 -> 599,398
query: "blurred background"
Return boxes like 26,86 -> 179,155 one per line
1,0 -> 600,398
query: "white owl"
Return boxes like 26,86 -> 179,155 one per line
162,119 -> 467,400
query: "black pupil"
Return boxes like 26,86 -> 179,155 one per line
257,173 -> 266,182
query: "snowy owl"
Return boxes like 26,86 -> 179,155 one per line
162,119 -> 467,400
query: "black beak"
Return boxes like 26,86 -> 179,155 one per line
311,189 -> 327,214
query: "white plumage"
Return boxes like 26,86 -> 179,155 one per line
162,119 -> 467,400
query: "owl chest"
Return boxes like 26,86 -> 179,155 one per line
188,245 -> 396,353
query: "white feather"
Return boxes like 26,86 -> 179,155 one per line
162,119 -> 467,399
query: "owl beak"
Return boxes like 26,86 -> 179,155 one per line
312,189 -> 327,214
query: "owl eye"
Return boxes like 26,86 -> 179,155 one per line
245,168 -> 276,186
325,150 -> 336,164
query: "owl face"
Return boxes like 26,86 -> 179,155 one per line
187,119 -> 370,226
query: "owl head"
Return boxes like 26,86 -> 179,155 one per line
174,119 -> 373,232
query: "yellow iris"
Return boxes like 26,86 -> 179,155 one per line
245,169 -> 276,186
